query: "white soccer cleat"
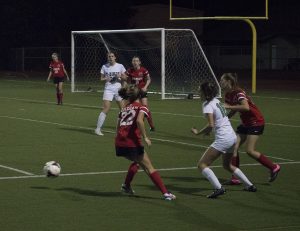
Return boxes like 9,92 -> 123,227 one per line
95,128 -> 104,136
121,184 -> 135,195
163,192 -> 176,201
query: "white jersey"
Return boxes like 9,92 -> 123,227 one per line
101,62 -> 126,86
202,98 -> 235,141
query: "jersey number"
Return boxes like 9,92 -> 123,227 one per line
216,103 -> 227,118
120,110 -> 136,126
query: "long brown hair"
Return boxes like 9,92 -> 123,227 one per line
200,82 -> 218,102
118,85 -> 141,103
221,73 -> 239,90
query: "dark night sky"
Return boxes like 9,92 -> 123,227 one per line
0,0 -> 300,69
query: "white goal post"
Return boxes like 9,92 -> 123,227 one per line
71,28 -> 220,99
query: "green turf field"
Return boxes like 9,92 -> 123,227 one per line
0,78 -> 300,231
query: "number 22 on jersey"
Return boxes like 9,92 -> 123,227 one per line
120,109 -> 136,126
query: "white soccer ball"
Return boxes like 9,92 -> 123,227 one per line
43,161 -> 61,177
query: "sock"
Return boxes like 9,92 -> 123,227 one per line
124,162 -> 139,187
233,168 -> 252,187
146,111 -> 155,129
231,155 -> 240,180
96,112 -> 106,130
149,171 -> 168,194
59,93 -> 63,104
202,167 -> 222,189
56,93 -> 60,104
257,154 -> 276,170
231,155 -> 240,168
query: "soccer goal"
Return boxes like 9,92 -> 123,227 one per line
71,28 -> 220,99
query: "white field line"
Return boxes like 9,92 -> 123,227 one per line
0,161 -> 299,180
0,164 -> 34,176
2,79 -> 300,101
0,115 -> 295,162
0,96 -> 300,128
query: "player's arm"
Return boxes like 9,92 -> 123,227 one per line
142,74 -> 151,92
137,111 -> 151,146
63,66 -> 70,81
47,70 -> 52,82
224,99 -> 250,112
100,73 -> 107,81
191,113 -> 214,136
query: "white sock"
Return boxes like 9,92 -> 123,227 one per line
96,112 -> 106,130
202,167 -> 222,189
233,168 -> 252,187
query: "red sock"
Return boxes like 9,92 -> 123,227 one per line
124,162 -> 139,187
59,93 -> 63,104
258,154 -> 276,170
149,171 -> 168,194
56,93 -> 60,104
231,154 -> 240,168
147,111 -> 155,129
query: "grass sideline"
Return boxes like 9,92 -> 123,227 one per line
0,78 -> 300,231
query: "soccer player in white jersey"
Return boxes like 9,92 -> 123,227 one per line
191,82 -> 257,198
95,52 -> 127,136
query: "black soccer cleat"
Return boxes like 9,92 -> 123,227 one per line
150,127 -> 155,132
244,185 -> 257,192
207,187 -> 226,199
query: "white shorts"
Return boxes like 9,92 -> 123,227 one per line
103,82 -> 122,102
211,134 -> 237,154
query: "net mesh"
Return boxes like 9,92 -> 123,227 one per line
72,29 -> 219,98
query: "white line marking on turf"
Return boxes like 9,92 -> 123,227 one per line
0,115 -> 295,162
0,161 -> 299,180
0,164 -> 34,176
0,96 -> 299,128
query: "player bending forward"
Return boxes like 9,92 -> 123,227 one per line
220,73 -> 280,184
115,85 -> 176,201
191,82 -> 256,199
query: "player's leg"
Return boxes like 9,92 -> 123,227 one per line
198,147 -> 225,198
95,87 -> 114,135
222,153 -> 257,192
135,152 -> 175,200
95,99 -> 111,136
227,133 -> 247,185
141,96 -> 155,131
245,135 -> 280,182
58,81 -> 64,105
55,81 -> 60,105
121,161 -> 139,195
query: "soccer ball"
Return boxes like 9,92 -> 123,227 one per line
43,161 -> 61,177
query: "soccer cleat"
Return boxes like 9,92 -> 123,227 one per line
244,185 -> 257,192
121,184 -> 135,195
95,128 -> 104,136
223,178 -> 241,185
269,164 -> 281,182
163,192 -> 176,201
150,127 -> 155,132
207,187 -> 226,199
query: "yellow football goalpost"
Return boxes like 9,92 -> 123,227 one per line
169,0 -> 269,93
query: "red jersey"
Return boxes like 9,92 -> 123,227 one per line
49,60 -> 65,78
115,102 -> 149,147
126,67 -> 149,89
225,89 -> 265,127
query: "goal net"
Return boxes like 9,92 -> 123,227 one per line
71,28 -> 220,99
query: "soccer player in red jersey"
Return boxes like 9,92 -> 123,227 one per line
115,85 -> 175,200
126,56 -> 155,131
47,53 -> 69,105
220,73 -> 281,183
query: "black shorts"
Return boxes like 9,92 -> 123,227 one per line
140,90 -> 148,98
53,77 -> 65,84
236,124 -> 265,135
115,146 -> 144,157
